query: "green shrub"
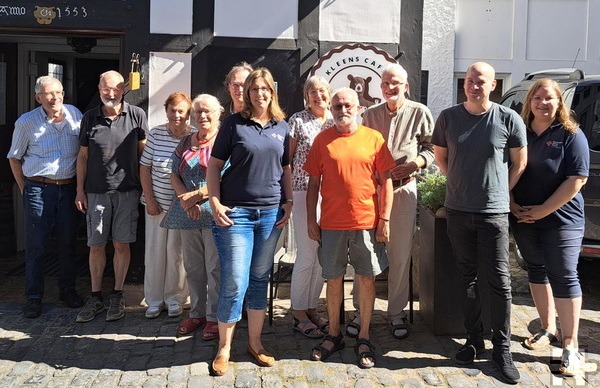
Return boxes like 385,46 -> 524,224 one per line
417,173 -> 446,212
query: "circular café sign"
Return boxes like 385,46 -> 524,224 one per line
310,43 -> 397,122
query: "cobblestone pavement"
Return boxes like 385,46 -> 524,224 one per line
0,255 -> 599,387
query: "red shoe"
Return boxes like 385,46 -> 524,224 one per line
177,317 -> 206,335
202,320 -> 219,341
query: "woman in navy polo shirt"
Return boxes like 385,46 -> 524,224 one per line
207,68 -> 293,375
510,79 -> 589,376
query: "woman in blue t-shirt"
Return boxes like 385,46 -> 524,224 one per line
207,68 -> 293,376
510,79 -> 589,377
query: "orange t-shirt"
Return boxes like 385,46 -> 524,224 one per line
304,125 -> 396,230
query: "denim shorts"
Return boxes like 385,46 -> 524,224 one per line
86,190 -> 140,246
212,207 -> 283,323
319,229 -> 388,279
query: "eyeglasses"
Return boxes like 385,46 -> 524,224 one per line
194,109 -> 217,116
309,88 -> 329,96
100,87 -> 123,95
381,81 -> 405,88
532,96 -> 557,104
37,91 -> 64,98
250,87 -> 271,94
229,82 -> 244,89
332,103 -> 355,111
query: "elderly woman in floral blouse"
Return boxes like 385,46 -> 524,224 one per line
288,76 -> 334,338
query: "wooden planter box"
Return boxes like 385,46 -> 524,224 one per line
418,205 -> 490,335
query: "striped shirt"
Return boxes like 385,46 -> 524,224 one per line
140,124 -> 196,210
7,104 -> 82,179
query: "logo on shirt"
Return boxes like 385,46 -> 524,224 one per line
272,133 -> 284,142
546,141 -> 562,149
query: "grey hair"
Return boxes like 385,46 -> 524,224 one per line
99,70 -> 124,85
381,63 -> 408,82
223,62 -> 254,86
192,93 -> 224,117
34,76 -> 62,94
331,87 -> 359,105
303,75 -> 332,109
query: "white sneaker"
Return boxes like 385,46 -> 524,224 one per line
145,306 -> 163,319
168,304 -> 183,318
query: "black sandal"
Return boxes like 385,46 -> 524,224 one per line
292,317 -> 324,339
308,313 -> 329,334
391,317 -> 409,340
522,329 -> 558,350
355,338 -> 376,369
345,316 -> 360,338
310,333 -> 345,361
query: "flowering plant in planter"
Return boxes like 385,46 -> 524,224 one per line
417,173 -> 446,216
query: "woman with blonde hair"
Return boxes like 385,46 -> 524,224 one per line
207,68 -> 293,375
510,78 -> 589,376
288,75 -> 334,338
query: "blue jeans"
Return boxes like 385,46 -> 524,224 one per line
23,180 -> 77,300
212,207 -> 282,323
446,208 -> 512,349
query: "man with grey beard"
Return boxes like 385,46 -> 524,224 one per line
305,88 -> 395,369
75,70 -> 148,323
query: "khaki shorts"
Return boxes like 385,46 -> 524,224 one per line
319,229 -> 388,279
86,190 -> 140,246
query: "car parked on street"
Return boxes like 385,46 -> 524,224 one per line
500,68 -> 600,262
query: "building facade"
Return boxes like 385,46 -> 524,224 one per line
0,0 -> 424,256
423,0 -> 600,118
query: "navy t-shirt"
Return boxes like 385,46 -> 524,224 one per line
511,123 -> 589,228
211,113 -> 290,209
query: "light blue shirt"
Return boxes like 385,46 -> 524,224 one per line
7,104 -> 82,179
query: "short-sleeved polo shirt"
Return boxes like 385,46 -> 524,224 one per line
512,123 -> 589,228
80,101 -> 147,193
211,113 -> 290,209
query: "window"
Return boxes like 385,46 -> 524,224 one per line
48,62 -> 63,83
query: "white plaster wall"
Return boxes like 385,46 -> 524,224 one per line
422,0 -> 456,119
319,0 -> 401,43
424,0 -> 600,110
453,0 -> 600,92
214,0 -> 298,39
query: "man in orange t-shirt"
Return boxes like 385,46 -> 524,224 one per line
304,87 -> 395,369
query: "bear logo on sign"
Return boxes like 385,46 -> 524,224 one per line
34,6 -> 57,25
347,75 -> 381,108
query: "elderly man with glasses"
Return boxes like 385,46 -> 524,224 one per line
8,75 -> 84,318
75,70 -> 147,323
304,87 -> 395,369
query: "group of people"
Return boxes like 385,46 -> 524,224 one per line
8,70 -> 147,325
7,58 -> 587,380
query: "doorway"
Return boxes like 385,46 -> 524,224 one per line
0,33 -> 120,256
